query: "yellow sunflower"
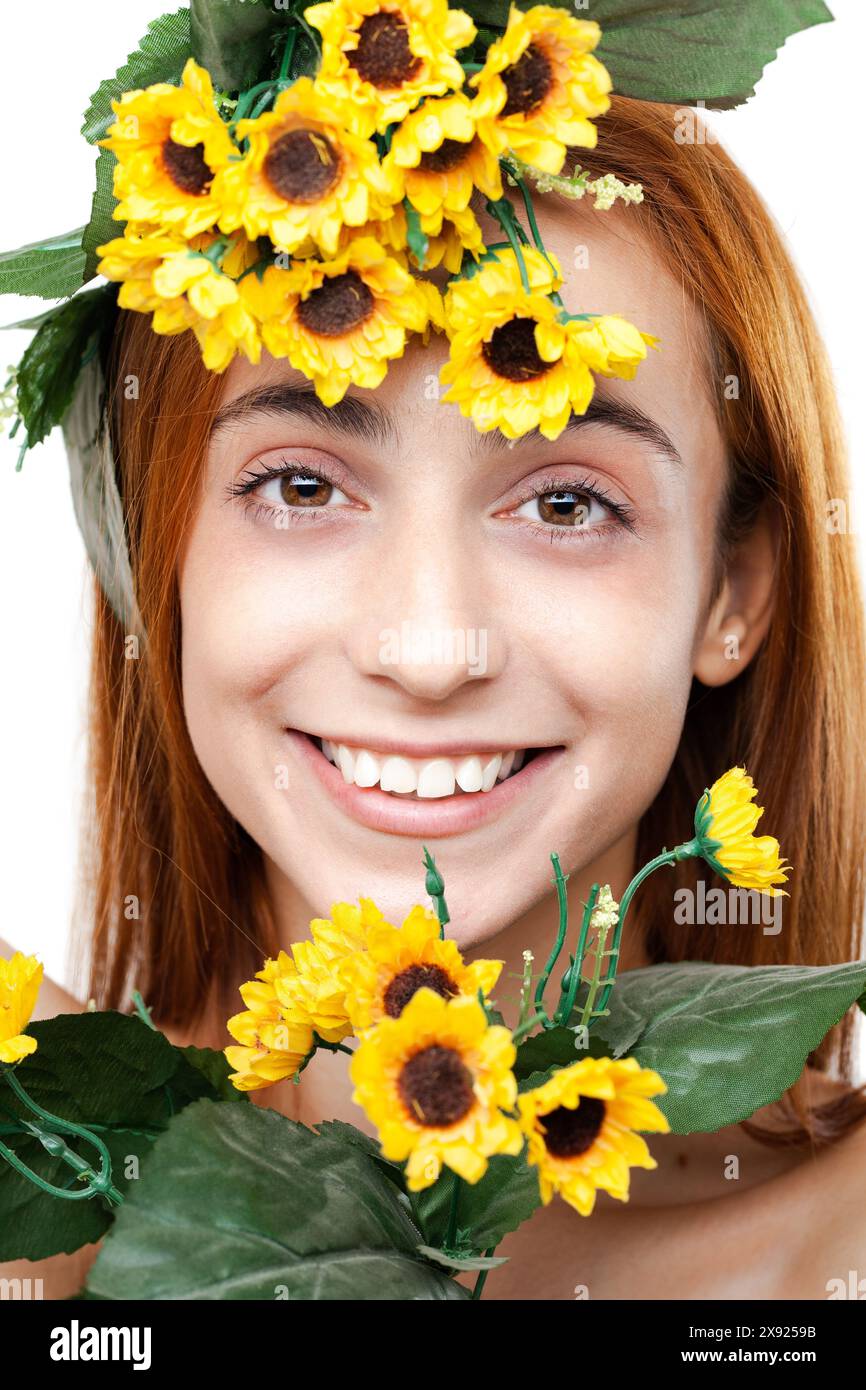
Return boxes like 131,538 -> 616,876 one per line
469,6 -> 611,173
225,952 -> 316,1091
0,952 -> 43,1065
383,91 -> 502,217
441,245 -> 652,440
351,988 -> 523,1189
518,1056 -> 670,1215
337,904 -> 503,1032
96,229 -> 262,372
239,235 -> 433,404
420,204 -> 485,271
693,767 -> 791,895
305,0 -> 477,138
213,76 -> 401,257
101,58 -> 236,238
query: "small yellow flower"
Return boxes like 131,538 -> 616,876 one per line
96,229 -> 262,372
351,989 -> 523,1189
383,92 -> 502,218
518,1056 -> 670,1215
441,246 -> 654,440
337,904 -> 503,1032
213,77 -> 401,257
101,58 -> 236,238
305,0 -> 477,138
693,767 -> 791,895
274,897 -> 388,1043
469,5 -> 611,174
0,952 -> 43,1065
239,235 -> 433,404
225,953 -> 315,1091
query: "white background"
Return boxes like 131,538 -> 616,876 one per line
1,1 -> 864,991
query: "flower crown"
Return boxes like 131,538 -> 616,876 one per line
0,0 -> 831,626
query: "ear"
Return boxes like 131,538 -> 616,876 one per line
693,503 -> 778,686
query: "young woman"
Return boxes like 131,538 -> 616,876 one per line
3,97 -> 866,1301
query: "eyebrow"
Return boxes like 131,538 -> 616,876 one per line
210,379 -> 683,470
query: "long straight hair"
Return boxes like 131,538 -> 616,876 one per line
76,96 -> 866,1145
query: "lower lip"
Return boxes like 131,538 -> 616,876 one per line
285,730 -> 565,838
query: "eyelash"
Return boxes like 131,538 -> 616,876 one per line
226,458 -> 638,540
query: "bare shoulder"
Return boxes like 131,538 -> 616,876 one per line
0,935 -> 84,1018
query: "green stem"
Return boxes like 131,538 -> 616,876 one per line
472,1248 -> 497,1299
594,839 -> 700,1016
422,846 -> 450,936
131,990 -> 156,1030
446,1176 -> 462,1248
0,1067 -> 123,1205
484,197 -> 531,293
555,883 -> 600,1026
510,1009 -> 548,1045
532,853 -> 570,1025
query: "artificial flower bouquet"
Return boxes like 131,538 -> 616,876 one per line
3,767 -> 866,1301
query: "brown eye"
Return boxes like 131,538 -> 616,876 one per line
536,490 -> 593,527
279,474 -> 334,507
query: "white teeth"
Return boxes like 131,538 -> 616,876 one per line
337,744 -> 355,784
354,749 -> 381,788
481,753 -> 503,792
316,737 -> 533,798
380,755 -> 417,793
417,758 -> 456,799
455,755 -> 483,793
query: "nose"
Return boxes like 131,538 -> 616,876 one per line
343,516 -> 504,700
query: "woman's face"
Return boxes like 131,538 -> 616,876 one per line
179,194 -> 728,946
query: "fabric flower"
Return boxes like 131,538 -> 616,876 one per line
0,952 -> 43,1065
693,767 -> 791,895
239,235 -> 433,404
469,5 -> 611,173
96,230 -> 262,372
337,903 -> 503,1032
350,989 -> 523,1189
383,91 -> 502,217
100,58 -> 237,238
305,0 -> 477,137
224,952 -> 315,1091
440,245 -> 654,440
518,1056 -> 669,1215
213,76 -> 401,257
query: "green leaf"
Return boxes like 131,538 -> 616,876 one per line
413,1154 -> 541,1253
86,1101 -> 468,1299
0,1011 -> 227,1260
14,285 -> 117,449
314,1118 -> 407,1191
173,1045 -> 251,1105
587,960 -> 866,1133
0,228 -> 86,301
592,0 -> 834,108
404,200 -> 429,268
462,0 -> 832,109
79,8 -> 193,283
190,0 -> 288,91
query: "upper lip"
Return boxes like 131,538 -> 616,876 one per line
291,728 -> 561,759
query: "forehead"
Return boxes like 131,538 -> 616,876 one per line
215,190 -> 721,466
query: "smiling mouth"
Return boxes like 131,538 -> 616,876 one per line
302,733 -> 547,799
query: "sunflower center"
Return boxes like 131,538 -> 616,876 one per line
419,137 -> 473,174
264,128 -> 342,203
297,271 -> 375,336
482,316 -> 550,382
398,1044 -> 476,1127
350,11 -> 422,89
500,43 -> 553,118
162,138 -> 212,195
540,1098 -> 606,1158
383,965 -> 458,1018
